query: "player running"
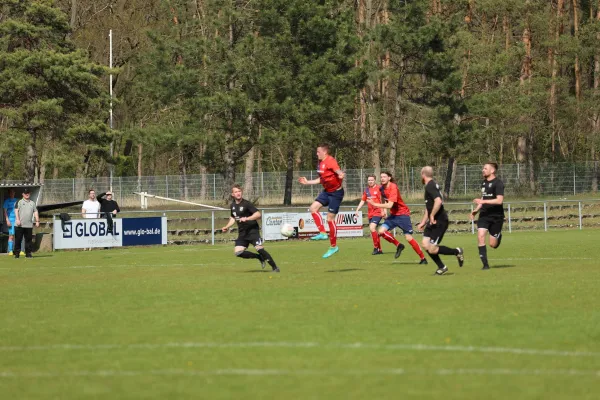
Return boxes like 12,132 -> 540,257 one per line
417,166 -> 464,275
354,175 -> 386,255
221,185 -> 280,273
470,162 -> 505,270
366,171 -> 427,264
298,143 -> 345,259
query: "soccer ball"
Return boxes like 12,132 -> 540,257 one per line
280,223 -> 295,238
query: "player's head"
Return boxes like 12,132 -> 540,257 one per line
483,162 -> 498,178
22,188 -> 31,198
421,166 -> 434,184
231,184 -> 243,201
367,174 -> 377,187
316,143 -> 330,160
8,188 -> 15,197
380,171 -> 395,185
88,189 -> 96,200
106,191 -> 113,200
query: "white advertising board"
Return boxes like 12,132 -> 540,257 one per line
53,217 -> 167,249
262,211 -> 363,241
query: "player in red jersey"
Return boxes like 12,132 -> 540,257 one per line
355,175 -> 386,255
367,171 -> 427,264
298,143 -> 345,258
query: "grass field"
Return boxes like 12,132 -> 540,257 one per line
1,230 -> 599,399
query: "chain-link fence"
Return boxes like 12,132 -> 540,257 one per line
3,162 -> 599,206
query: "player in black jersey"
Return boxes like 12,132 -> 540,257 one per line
416,166 -> 464,275
221,185 -> 280,273
470,162 -> 504,270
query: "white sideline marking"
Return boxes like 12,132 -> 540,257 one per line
1,341 -> 599,358
0,367 -> 599,378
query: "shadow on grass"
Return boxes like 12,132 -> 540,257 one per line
326,268 -> 365,273
492,264 -> 517,269
242,270 -> 271,273
30,254 -> 54,258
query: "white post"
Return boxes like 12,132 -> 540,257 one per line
579,201 -> 582,230
211,211 -> 215,245
508,203 -> 512,233
109,29 -> 114,192
543,202 -> 547,232
573,166 -> 576,195
464,165 -> 467,195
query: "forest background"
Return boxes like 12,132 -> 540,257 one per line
2,0 -> 600,203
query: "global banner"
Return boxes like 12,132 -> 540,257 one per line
53,217 -> 167,249
262,211 -> 363,241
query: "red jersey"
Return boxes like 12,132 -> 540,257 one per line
361,186 -> 384,218
381,182 -> 410,216
317,156 -> 343,192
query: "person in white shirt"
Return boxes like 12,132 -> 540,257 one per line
81,189 -> 100,219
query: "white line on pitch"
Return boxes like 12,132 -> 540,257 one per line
0,341 -> 598,358
0,367 -> 599,379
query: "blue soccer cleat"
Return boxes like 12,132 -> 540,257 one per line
322,246 -> 339,259
311,232 -> 329,241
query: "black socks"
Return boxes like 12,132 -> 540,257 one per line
478,245 -> 489,267
438,246 -> 459,256
426,251 -> 445,269
236,251 -> 260,260
258,248 -> 278,270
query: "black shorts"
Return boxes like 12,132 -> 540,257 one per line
477,215 -> 504,237
423,218 -> 449,245
235,229 -> 264,248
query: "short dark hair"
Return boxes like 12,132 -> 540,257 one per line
317,143 -> 330,153
381,171 -> 396,183
89,189 -> 95,194
367,174 -> 377,180
231,184 -> 243,191
486,162 -> 499,172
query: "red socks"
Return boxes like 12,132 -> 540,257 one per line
380,231 -> 400,246
408,238 -> 425,259
327,220 -> 337,247
370,231 -> 381,249
312,212 -> 326,233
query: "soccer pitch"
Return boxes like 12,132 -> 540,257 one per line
1,230 -> 599,399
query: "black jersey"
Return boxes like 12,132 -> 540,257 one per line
230,199 -> 260,232
424,180 -> 447,219
480,177 -> 505,217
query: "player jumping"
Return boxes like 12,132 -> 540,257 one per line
367,171 -> 427,264
221,185 -> 280,273
298,143 -> 345,259
354,175 -> 386,255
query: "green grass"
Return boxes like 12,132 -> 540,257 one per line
1,230 -> 600,399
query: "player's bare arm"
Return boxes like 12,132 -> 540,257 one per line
335,170 -> 345,180
470,203 -> 482,220
298,177 -> 320,185
240,211 -> 261,223
474,195 -> 504,206
366,199 -> 393,209
430,198 -> 443,225
417,209 -> 429,230
355,200 -> 365,217
34,210 -> 39,227
222,217 -> 236,232
4,209 -> 10,227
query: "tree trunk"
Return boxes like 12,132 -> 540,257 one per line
179,149 -> 189,200
25,133 -> 37,183
573,0 -> 581,101
549,0 -> 564,161
199,142 -> 208,200
283,147 -> 294,206
137,143 -> 143,192
389,73 -> 405,174
70,0 -> 77,29
368,100 -> 381,176
52,167 -> 59,180
443,157 -> 456,199
593,3 -> 600,192
243,145 -> 256,198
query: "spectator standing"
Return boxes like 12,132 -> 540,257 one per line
14,188 -> 39,259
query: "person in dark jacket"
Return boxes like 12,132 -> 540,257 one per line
99,191 -> 120,233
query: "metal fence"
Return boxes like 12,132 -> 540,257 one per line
51,199 -> 600,246
5,162 -> 600,206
